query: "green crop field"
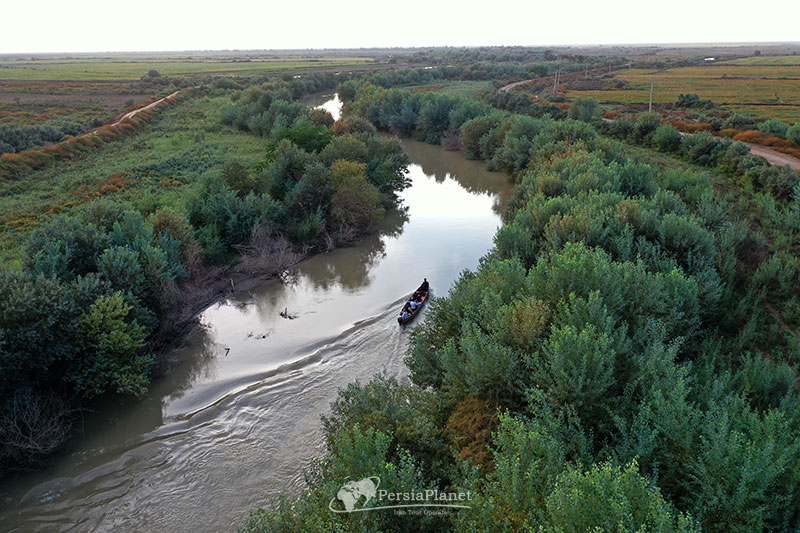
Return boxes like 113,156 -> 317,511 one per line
405,80 -> 493,99
566,62 -> 800,120
725,55 -> 800,65
0,56 -> 375,81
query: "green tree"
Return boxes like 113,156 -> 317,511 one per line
568,97 -> 602,123
460,113 -> 503,160
319,134 -> 368,166
0,271 -> 79,395
531,322 -> 617,422
220,160 -> 253,195
26,217 -> 107,280
759,119 -> 788,138
73,292 -> 150,397
329,160 -> 383,235
276,124 -> 334,153
633,112 -> 662,142
653,123 -> 682,152
786,123 -> 800,144
546,461 -> 697,532
415,94 -> 456,144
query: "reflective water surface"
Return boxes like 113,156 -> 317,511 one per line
0,95 -> 510,532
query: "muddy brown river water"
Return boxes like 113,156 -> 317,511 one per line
0,94 -> 511,532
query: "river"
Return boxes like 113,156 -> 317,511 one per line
0,94 -> 511,532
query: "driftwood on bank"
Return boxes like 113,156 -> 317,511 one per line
234,223 -> 310,276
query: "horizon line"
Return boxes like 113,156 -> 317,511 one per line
2,41 -> 799,56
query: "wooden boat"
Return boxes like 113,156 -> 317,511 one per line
397,281 -> 429,326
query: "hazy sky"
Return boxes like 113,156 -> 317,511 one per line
2,0 -> 799,53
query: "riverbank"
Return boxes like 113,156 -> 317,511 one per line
0,82 -> 413,479
0,132 -> 512,532
148,247 -> 317,370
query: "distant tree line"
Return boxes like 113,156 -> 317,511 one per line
402,46 -> 628,69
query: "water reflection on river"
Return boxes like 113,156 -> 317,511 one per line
0,95 -> 511,532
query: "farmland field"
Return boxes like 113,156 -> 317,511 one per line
0,55 -> 376,81
565,60 -> 800,120
404,79 -> 493,98
725,55 -> 800,65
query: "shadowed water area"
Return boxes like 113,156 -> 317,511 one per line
0,94 -> 511,532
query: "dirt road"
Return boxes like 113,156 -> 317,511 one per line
499,63 -> 633,93
499,78 -> 535,92
89,89 -> 184,135
118,90 -> 183,121
744,143 -> 800,171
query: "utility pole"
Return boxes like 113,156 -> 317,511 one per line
553,67 -> 559,92
648,79 -> 654,112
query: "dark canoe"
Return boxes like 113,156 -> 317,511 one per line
397,284 -> 429,326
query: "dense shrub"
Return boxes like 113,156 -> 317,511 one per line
759,119 -> 789,138
568,97 -> 602,123
633,112 -> 663,143
725,113 -> 757,130
460,113 -> 505,160
188,175 -> 286,248
653,123 -> 682,152
676,93 -> 715,109
0,121 -> 84,154
787,123 -> 800,145
747,165 -> 799,201
329,160 -> 383,234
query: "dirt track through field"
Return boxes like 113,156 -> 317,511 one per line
499,78 -> 535,92
745,143 -> 800,171
89,89 -> 184,135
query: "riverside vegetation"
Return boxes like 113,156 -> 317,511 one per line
2,48 -> 800,532
242,80 -> 800,532
0,77 -> 410,472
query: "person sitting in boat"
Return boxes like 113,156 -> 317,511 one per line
410,299 -> 420,311
400,309 -> 409,320
420,278 -> 429,292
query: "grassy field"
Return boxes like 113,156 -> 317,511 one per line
0,56 -> 375,81
404,80 -> 493,99
566,60 -> 800,121
0,93 -> 266,265
0,100 -> 114,125
725,55 -> 800,65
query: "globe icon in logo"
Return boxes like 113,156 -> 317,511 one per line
335,477 -> 380,512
